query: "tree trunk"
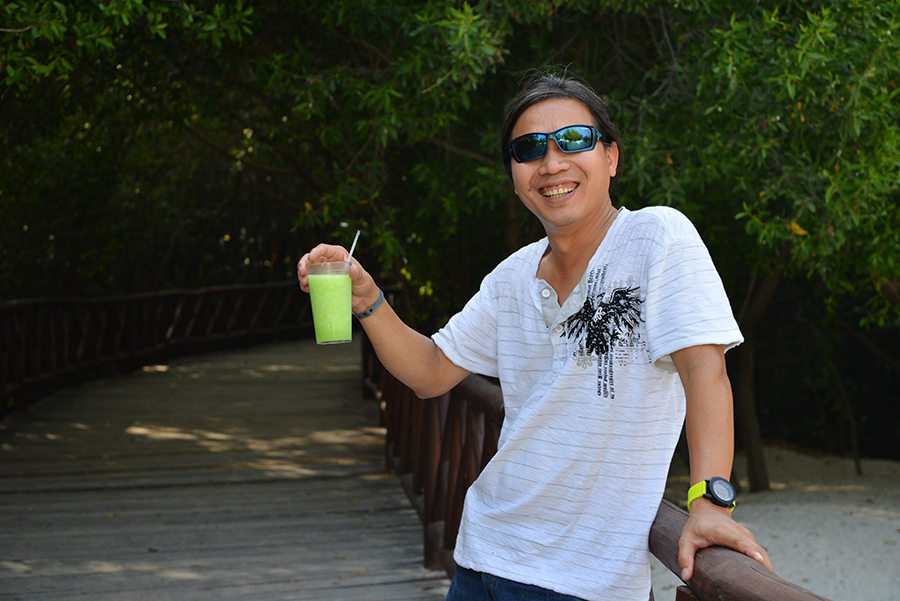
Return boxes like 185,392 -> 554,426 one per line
830,361 -> 863,475
732,336 -> 770,491
732,270 -> 780,492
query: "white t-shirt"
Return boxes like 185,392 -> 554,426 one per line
432,206 -> 742,601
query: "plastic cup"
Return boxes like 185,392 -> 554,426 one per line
307,261 -> 352,345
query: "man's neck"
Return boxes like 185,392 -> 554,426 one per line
538,205 -> 620,304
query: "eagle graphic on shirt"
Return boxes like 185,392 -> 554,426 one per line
563,268 -> 644,398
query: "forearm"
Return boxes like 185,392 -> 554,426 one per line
354,289 -> 468,399
673,345 -> 735,485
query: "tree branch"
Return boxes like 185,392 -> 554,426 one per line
840,321 -> 900,375
218,105 -> 325,187
181,122 -> 324,189
424,138 -> 491,163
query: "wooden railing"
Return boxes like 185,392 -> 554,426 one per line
1,281 -> 310,414
362,334 -> 832,601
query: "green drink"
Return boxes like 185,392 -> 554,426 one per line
307,262 -> 352,344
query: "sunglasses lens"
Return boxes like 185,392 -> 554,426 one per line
555,126 -> 595,152
512,133 -> 548,163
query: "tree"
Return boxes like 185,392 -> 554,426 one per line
1,1 -> 253,89
1,1 -> 260,296
622,0 -> 900,487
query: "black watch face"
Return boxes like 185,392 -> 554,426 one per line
709,477 -> 736,504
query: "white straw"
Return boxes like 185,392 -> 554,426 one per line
347,230 -> 361,260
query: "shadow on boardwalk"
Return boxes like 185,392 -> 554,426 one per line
0,337 -> 450,600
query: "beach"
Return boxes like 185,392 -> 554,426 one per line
652,446 -> 900,601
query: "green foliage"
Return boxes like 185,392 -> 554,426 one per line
624,1 -> 900,324
270,0 -> 514,288
1,1 -> 253,87
0,1 -> 289,297
4,0 -> 899,322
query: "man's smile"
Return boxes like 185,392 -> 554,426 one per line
539,182 -> 578,198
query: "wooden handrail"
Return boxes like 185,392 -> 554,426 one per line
1,281 -> 311,414
363,333 -> 833,601
649,501 -> 831,601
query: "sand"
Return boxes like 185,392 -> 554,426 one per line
651,446 -> 900,601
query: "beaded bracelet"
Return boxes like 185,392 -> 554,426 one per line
354,288 -> 384,320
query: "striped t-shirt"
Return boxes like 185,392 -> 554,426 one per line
432,205 -> 742,601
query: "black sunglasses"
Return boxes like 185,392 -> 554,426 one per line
509,125 -> 610,164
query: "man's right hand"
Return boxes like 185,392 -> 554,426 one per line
297,244 -> 380,315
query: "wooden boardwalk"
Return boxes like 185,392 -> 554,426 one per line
0,337 -> 450,600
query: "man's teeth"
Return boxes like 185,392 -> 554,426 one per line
542,185 -> 576,198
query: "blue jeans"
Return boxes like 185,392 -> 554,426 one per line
445,566 -> 588,601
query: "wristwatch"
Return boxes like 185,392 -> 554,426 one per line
687,477 -> 736,512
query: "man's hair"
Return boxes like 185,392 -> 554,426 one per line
500,68 -> 621,185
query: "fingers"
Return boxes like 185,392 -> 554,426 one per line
299,244 -> 349,271
720,524 -> 774,572
739,540 -> 774,572
679,551 -> 696,582
678,534 -> 699,582
296,244 -> 372,297
296,253 -> 310,291
679,539 -> 771,583
678,512 -> 775,583
309,243 -> 349,264
347,261 -> 364,284
297,244 -> 350,292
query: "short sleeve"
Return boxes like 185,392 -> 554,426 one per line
432,272 -> 501,378
643,211 -> 743,370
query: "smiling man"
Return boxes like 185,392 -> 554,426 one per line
298,69 -> 772,601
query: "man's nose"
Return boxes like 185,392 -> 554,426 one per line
538,140 -> 570,173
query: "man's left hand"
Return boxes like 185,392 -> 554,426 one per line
678,498 -> 774,582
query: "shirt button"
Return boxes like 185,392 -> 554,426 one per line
554,324 -> 563,334
541,288 -> 551,299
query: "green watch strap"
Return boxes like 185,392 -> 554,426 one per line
687,480 -> 707,511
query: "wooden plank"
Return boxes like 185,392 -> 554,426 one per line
0,338 -> 450,600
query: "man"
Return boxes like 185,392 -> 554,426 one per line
298,70 -> 772,601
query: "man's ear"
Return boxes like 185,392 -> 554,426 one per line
606,141 -> 619,177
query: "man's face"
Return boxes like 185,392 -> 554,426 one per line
510,98 -> 618,237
